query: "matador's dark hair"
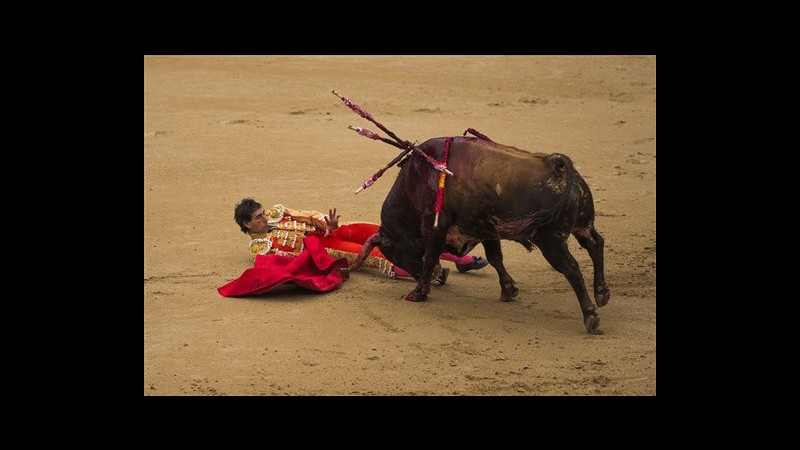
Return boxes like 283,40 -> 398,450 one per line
234,198 -> 262,234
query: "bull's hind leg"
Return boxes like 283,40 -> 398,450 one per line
537,236 -> 601,334
573,226 -> 611,307
481,239 -> 518,301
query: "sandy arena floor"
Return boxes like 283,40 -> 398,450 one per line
144,55 -> 655,395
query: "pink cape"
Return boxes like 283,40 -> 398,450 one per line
217,235 -> 350,297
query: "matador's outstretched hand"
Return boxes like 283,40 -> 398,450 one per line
324,208 -> 341,237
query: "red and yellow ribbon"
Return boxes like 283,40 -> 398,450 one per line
433,138 -> 452,228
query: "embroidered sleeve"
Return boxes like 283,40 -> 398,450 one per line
283,206 -> 328,230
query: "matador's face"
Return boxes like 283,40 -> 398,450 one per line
245,207 -> 270,234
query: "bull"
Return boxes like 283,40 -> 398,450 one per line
348,136 -> 610,334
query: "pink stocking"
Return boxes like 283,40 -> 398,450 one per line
440,252 -> 474,265
392,253 -> 474,278
392,266 -> 411,278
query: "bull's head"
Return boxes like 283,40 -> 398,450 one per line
376,229 -> 426,281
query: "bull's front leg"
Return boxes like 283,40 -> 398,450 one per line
339,232 -> 381,275
406,220 -> 448,302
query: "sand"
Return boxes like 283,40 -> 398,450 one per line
144,55 -> 655,395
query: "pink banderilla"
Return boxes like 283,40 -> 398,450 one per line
333,91 -> 454,183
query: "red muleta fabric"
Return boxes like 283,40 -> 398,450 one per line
217,235 -> 350,297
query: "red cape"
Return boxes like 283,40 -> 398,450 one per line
217,235 -> 349,297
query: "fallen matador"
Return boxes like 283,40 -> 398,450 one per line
217,199 -> 488,297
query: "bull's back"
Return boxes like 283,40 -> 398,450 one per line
450,139 -> 550,190
421,138 -> 555,215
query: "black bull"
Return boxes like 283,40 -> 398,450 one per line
346,136 -> 610,334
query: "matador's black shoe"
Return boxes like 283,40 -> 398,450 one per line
433,268 -> 449,286
456,256 -> 489,273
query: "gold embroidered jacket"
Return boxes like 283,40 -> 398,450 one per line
247,204 -> 328,261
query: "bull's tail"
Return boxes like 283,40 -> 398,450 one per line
345,232 -> 383,272
494,153 -> 576,248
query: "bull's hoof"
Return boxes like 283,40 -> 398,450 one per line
500,292 -> 517,302
584,313 -> 602,334
338,267 -> 350,280
500,283 -> 519,302
595,285 -> 611,307
405,291 -> 428,302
